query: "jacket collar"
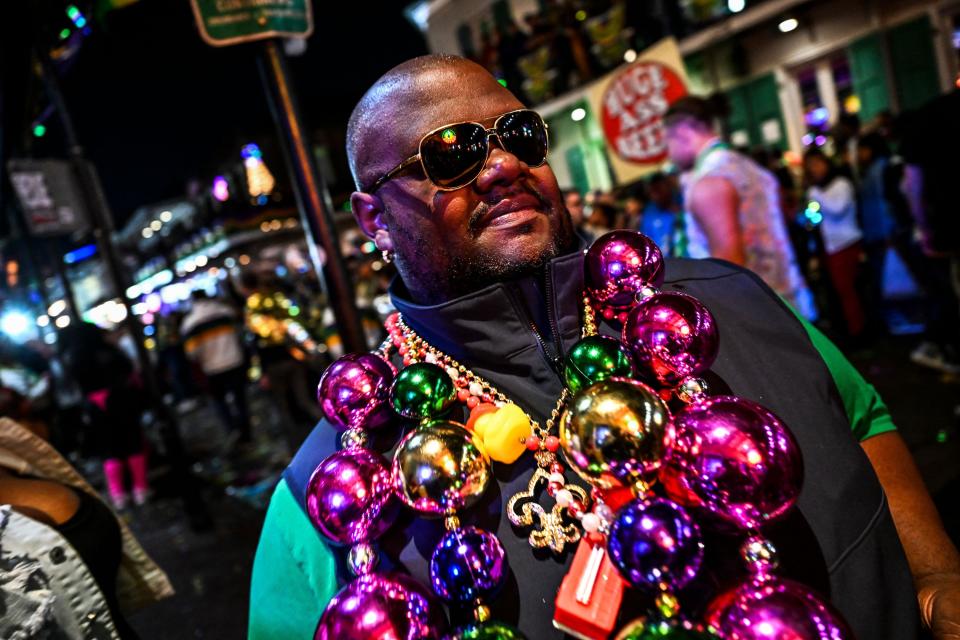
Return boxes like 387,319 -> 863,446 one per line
389,237 -> 588,375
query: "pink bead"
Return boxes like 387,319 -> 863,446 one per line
525,435 -> 541,451
545,436 -> 560,452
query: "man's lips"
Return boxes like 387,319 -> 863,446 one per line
479,193 -> 545,228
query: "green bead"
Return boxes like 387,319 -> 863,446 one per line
390,362 -> 456,420
615,617 -> 719,640
564,335 -> 635,393
449,622 -> 528,640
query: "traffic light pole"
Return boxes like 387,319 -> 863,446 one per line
257,39 -> 367,354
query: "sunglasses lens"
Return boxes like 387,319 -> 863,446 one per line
420,123 -> 488,189
497,111 -> 548,167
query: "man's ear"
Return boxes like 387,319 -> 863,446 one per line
351,191 -> 393,252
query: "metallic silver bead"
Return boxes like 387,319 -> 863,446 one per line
741,536 -> 779,574
677,376 -> 709,404
340,428 -> 369,450
348,542 -> 378,576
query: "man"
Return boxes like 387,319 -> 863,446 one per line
664,97 -> 815,320
249,56 -> 960,639
181,290 -> 251,444
640,172 -> 680,256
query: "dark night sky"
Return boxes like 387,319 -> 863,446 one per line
48,0 -> 427,223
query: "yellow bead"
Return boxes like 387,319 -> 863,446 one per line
473,403 -> 531,464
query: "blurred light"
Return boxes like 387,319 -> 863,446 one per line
575,9 -> 587,20
623,49 -> 637,63
814,134 -> 827,146
48,300 -> 66,317
150,220 -> 162,231
224,257 -> 236,268
260,221 -> 270,232
239,254 -> 251,266
55,315 -> 71,328
144,325 -> 155,336
44,333 -> 56,345
126,284 -> 141,298
160,210 -> 173,222
142,228 -> 154,239
131,302 -> 147,315
728,0 -> 745,12
805,106 -> 829,126
106,303 -> 127,324
33,124 -> 47,137
844,95 -> 861,114
59,28 -> 71,40
144,338 -> 156,350
241,143 -> 262,160
212,175 -> 230,202
497,79 -> 507,87
64,244 -> 96,264
1,310 -> 31,339
66,5 -> 80,20
75,16 -> 87,28
36,315 -> 50,327
195,255 -> 208,267
362,241 -> 376,254
778,17 -> 798,32
571,107 -> 586,122
802,133 -> 813,146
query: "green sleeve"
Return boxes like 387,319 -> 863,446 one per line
786,306 -> 897,441
249,478 -> 338,640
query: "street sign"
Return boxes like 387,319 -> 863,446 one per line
190,0 -> 313,47
7,159 -> 89,236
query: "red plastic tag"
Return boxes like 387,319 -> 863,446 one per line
553,537 -> 626,640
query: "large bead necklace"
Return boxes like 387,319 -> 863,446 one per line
308,230 -> 856,640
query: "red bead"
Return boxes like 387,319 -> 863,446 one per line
602,308 -> 615,320
545,436 -> 560,452
454,378 -> 467,388
481,394 -> 493,404
658,389 -> 673,402
457,389 -> 471,403
525,435 -> 541,451
466,396 -> 479,409
399,344 -> 408,355
568,501 -> 583,516
546,484 -> 558,497
392,336 -> 402,347
616,312 -> 628,324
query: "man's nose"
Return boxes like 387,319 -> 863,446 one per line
473,146 -> 525,193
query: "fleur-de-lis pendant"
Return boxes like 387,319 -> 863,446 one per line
507,467 -> 588,554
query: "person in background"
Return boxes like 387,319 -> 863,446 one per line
60,323 -> 150,509
804,148 -> 866,340
563,189 -> 589,238
0,417 -> 173,638
857,132 -> 897,337
641,172 -> 680,256
664,96 -> 814,319
583,190 -> 616,236
181,290 -> 252,445
835,112 -> 862,182
899,90 -> 960,374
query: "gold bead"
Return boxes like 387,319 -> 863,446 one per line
444,515 -> 460,530
473,603 -> 491,622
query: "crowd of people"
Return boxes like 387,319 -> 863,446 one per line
561,92 -> 960,371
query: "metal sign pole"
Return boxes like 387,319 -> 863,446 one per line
257,39 -> 367,354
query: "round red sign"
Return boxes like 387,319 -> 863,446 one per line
601,62 -> 688,164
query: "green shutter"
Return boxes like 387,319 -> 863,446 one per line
848,34 -> 891,121
725,84 -> 751,146
746,74 -> 787,150
888,16 -> 941,111
565,145 -> 590,196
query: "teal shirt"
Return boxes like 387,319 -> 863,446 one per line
248,318 -> 896,638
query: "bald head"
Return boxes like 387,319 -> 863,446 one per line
346,55 -> 522,192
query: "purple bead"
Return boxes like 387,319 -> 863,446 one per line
430,526 -> 506,602
661,396 -> 804,531
706,575 -> 853,640
306,448 -> 397,545
622,292 -> 718,386
607,497 -> 704,592
585,231 -> 665,314
316,572 -> 448,640
317,353 -> 395,431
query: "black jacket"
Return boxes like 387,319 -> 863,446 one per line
286,247 -> 919,638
